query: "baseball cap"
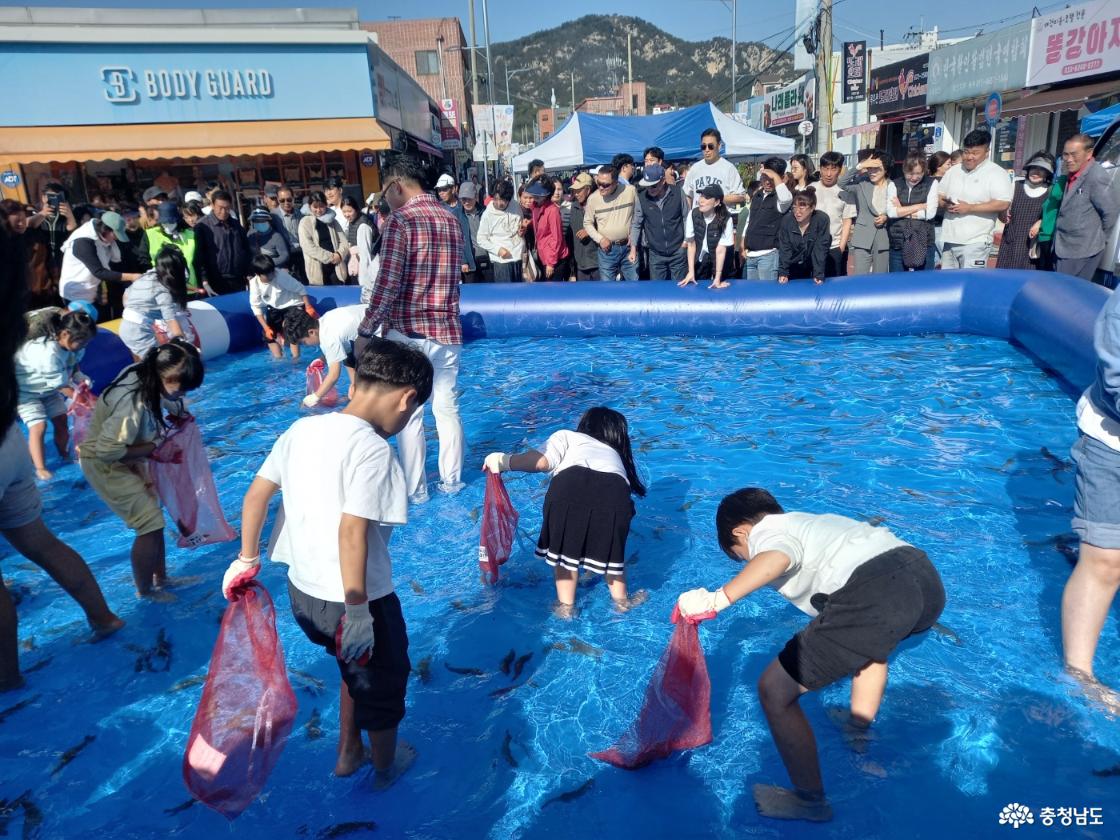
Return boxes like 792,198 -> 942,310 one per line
142,186 -> 167,203
119,204 -> 141,219
524,180 -> 551,198
68,300 -> 98,320
697,183 -> 725,200
639,164 -> 666,187
458,182 -> 480,200
157,201 -> 181,225
183,190 -> 204,204
250,206 -> 273,223
99,210 -> 128,239
569,173 -> 593,191
435,173 -> 456,189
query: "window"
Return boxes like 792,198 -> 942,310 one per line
415,50 -> 440,76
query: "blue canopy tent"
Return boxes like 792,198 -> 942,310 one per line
511,102 -> 794,172
1081,102 -> 1120,136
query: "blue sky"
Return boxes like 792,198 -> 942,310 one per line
18,0 -> 1055,47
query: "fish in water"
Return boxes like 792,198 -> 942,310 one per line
163,798 -> 197,816
931,622 -> 962,645
900,488 -> 925,499
501,730 -> 518,767
50,734 -> 96,777
542,778 -> 595,808
290,669 -> 327,695
512,653 -> 533,681
19,637 -> 34,652
444,663 -> 485,676
23,657 -> 52,675
305,708 -> 323,740
1040,446 -> 1071,471
131,628 -> 173,673
678,500 -> 695,512
626,551 -> 640,566
414,656 -> 432,684
409,579 -> 426,596
317,821 -> 379,838
1091,763 -> 1120,777
490,683 -> 522,698
168,674 -> 206,693
450,599 -> 468,612
470,506 -> 481,524
499,649 -> 516,675
19,793 -> 42,838
865,516 -> 886,527
568,638 -> 604,658
0,694 -> 40,725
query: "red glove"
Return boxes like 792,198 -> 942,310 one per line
305,302 -> 319,319
263,325 -> 276,341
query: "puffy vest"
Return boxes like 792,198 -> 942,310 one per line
690,209 -> 725,263
887,176 -> 935,250
637,184 -> 686,256
146,226 -> 199,289
745,190 -> 784,251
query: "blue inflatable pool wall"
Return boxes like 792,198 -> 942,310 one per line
82,271 -> 1109,397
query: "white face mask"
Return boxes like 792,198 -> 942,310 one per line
318,210 -> 336,224
162,222 -> 178,234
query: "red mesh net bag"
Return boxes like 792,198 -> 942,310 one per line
305,359 -> 339,407
183,576 -> 297,820
67,380 -> 96,458
479,471 -> 518,584
590,606 -> 713,769
150,415 -> 237,548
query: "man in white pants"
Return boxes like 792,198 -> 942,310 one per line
357,153 -> 465,503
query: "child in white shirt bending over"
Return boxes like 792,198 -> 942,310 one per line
15,308 -> 97,479
223,337 -> 433,788
485,407 -> 648,616
247,255 -> 317,361
283,304 -> 366,407
677,488 -> 946,824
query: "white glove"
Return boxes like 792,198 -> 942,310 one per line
677,587 -> 731,618
484,452 -> 511,473
222,555 -> 260,599
339,603 -> 375,663
302,393 -> 320,408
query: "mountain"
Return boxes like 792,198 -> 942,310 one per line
487,15 -> 795,139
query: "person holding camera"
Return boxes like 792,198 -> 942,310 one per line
22,183 -> 77,307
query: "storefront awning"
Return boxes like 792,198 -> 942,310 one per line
835,121 -> 880,137
999,79 -> 1120,118
0,117 -> 391,164
875,109 -> 934,126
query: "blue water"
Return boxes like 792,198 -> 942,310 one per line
2,334 -> 1118,839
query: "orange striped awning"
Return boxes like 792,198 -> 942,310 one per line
0,117 -> 392,164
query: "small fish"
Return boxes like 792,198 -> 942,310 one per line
444,663 -> 485,676
542,778 -> 595,808
19,637 -> 35,652
511,652 -> 533,681
414,656 -> 432,684
1040,446 -> 1071,471
20,794 -> 43,838
626,551 -> 640,566
1091,763 -> 1120,777
900,488 -> 925,499
490,683 -> 522,698
81,510 -> 100,525
931,622 -> 962,645
926,425 -> 943,435
290,669 -> 327,694
865,516 -> 886,527
23,656 -> 52,675
409,579 -> 426,596
168,674 -> 206,693
133,628 -> 173,673
501,730 -> 518,767
0,694 -> 40,725
815,427 -> 833,436
50,734 -> 96,777
566,638 -> 603,658
499,649 -> 516,675
317,821 -> 379,838
70,479 -> 87,491
305,708 -> 323,740
450,599 -> 468,612
678,500 -> 695,512
163,798 -> 197,816
470,507 -> 481,524
790,396 -> 808,407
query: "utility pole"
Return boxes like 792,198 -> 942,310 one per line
815,0 -> 833,154
482,0 -> 498,179
467,0 -> 487,195
731,0 -> 737,111
570,68 -> 576,112
627,32 -> 633,115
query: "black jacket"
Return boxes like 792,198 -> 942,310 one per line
195,213 -> 251,283
778,210 -> 831,280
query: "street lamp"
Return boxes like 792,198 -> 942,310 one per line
498,58 -> 530,106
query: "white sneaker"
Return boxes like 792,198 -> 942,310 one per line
409,491 -> 430,505
437,481 -> 465,495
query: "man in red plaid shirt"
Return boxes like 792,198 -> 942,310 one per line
358,154 -> 465,503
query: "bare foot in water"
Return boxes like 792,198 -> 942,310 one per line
826,707 -> 874,754
156,575 -> 206,590
613,590 -> 649,612
753,784 -> 833,822
552,601 -> 577,620
1068,668 -> 1120,716
373,741 -> 417,791
137,589 -> 177,603
89,616 -> 126,640
334,742 -> 368,777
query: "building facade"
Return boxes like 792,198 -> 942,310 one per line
576,82 -> 648,116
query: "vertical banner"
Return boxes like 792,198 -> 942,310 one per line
440,98 -> 461,150
472,105 -> 515,162
842,41 -> 867,103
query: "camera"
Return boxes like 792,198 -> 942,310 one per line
46,191 -> 64,211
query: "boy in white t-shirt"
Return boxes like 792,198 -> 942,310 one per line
281,304 -> 366,407
247,254 -> 316,361
677,487 -> 945,823
221,337 -> 434,787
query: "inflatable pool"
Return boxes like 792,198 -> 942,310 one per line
82,271 -> 1109,397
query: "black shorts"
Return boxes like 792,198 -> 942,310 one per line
288,581 -> 411,732
777,546 -> 945,691
263,305 -> 295,340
